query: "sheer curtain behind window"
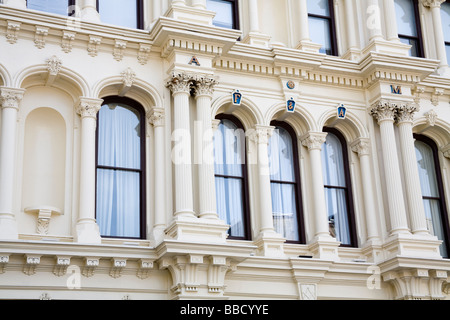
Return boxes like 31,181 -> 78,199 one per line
214,118 -> 247,239
268,126 -> 300,242
96,102 -> 142,238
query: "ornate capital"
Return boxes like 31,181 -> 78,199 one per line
370,100 -> 397,123
300,132 -> 328,151
193,75 -> 218,98
147,108 -> 166,127
76,97 -> 103,119
249,125 -> 275,145
421,0 -> 446,8
0,87 -> 25,110
351,138 -> 371,157
442,144 -> 450,159
396,103 -> 419,124
165,71 -> 195,95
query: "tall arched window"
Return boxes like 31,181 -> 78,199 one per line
321,128 -> 357,247
268,121 -> 305,243
96,97 -> 146,239
414,134 -> 450,258
213,114 -> 250,240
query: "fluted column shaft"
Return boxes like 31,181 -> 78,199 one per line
81,0 -> 101,22
383,0 -> 400,41
0,87 -> 25,240
423,0 -> 448,70
370,101 -> 410,235
397,104 -> 429,235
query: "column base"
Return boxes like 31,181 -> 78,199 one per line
254,230 -> 286,257
342,47 -> 362,61
75,220 -> 101,244
165,216 -> 230,244
362,38 -> 411,57
242,32 -> 271,48
165,4 -> 215,25
295,40 -> 323,53
361,238 -> 384,263
309,236 -> 340,261
0,214 -> 18,240
383,233 -> 443,260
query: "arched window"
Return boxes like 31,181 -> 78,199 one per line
213,114 -> 250,240
96,97 -> 146,239
414,134 -> 450,258
97,0 -> 144,29
268,121 -> 305,243
321,128 -> 357,246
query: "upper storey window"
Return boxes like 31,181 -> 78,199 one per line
394,0 -> 424,57
27,0 -> 75,16
207,0 -> 239,29
307,0 -> 338,56
441,1 -> 450,64
97,0 -> 144,29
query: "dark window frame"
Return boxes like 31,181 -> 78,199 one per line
26,0 -> 76,16
396,0 -> 425,58
96,0 -> 144,30
307,0 -> 338,56
214,113 -> 251,241
323,127 -> 358,248
95,96 -> 147,240
443,1 -> 450,63
208,0 -> 240,30
270,121 -> 306,244
414,134 -> 450,258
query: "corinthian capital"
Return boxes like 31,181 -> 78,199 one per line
420,0 -> 446,8
370,99 -> 397,123
76,97 -> 103,119
300,132 -> 328,151
0,87 -> 25,110
192,75 -> 218,98
396,103 -> 419,124
249,125 -> 275,145
147,107 -> 165,127
351,138 -> 371,157
165,71 -> 195,95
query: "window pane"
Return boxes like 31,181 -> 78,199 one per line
96,169 -> 140,238
271,183 -> 299,241
446,44 -> 450,65
322,133 -> 346,187
442,2 -> 450,42
97,103 -> 141,170
98,0 -> 138,29
415,140 -> 439,198
399,36 -> 420,57
207,0 -> 234,29
27,0 -> 69,15
269,127 -> 295,182
215,176 -> 245,238
308,16 -> 332,55
214,119 -> 245,177
395,0 -> 417,36
423,199 -> 447,257
307,0 -> 330,16
325,188 -> 351,245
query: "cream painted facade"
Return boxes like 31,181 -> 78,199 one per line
0,0 -> 449,300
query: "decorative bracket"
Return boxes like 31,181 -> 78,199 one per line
110,258 -> 127,279
23,255 -> 41,276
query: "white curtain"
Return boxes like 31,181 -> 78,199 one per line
415,140 -> 447,257
321,133 -> 351,245
214,120 -> 246,238
96,104 -> 141,238
268,127 -> 299,241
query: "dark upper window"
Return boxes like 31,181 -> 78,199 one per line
394,0 -> 424,57
213,114 -> 250,240
207,0 -> 240,30
96,97 -> 146,239
414,134 -> 450,258
26,0 -> 75,16
307,0 -> 338,55
97,0 -> 144,29
441,1 -> 450,64
321,128 -> 357,247
268,121 -> 305,243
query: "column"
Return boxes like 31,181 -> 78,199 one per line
351,138 -> 381,242
248,0 -> 260,33
296,0 -> 322,52
383,0 -> 400,42
370,100 -> 410,235
148,108 -> 167,243
244,0 -> 271,47
0,87 -> 25,240
366,0 -> 384,41
396,103 -> 429,235
301,132 -> 332,240
191,0 -> 207,9
81,0 -> 101,23
75,97 -> 103,244
193,77 -> 219,220
343,0 -> 360,60
422,0 -> 449,74
3,0 -> 26,9
166,72 -> 196,219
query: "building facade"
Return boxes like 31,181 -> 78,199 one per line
0,0 -> 449,300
